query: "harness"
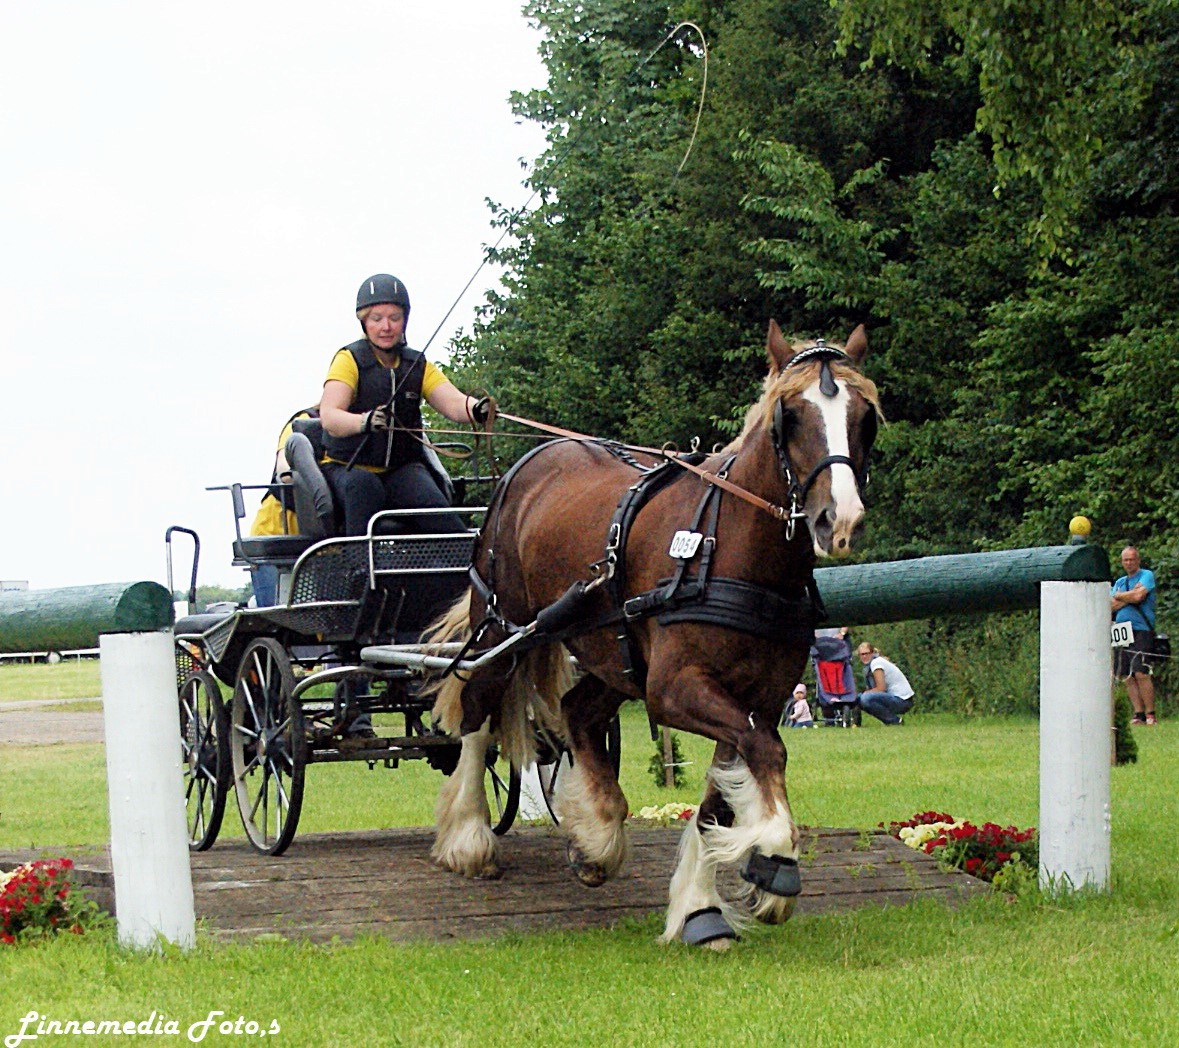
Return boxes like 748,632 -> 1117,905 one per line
461,342 -> 863,714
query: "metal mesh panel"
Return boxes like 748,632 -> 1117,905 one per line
247,602 -> 359,638
289,540 -> 370,605
174,644 -> 198,691
201,615 -> 240,663
372,534 -> 476,574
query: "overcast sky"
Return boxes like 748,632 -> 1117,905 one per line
1,1 -> 548,591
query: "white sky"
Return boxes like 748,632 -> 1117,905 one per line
1,1 -> 548,590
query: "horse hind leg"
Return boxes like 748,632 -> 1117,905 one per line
556,680 -> 630,887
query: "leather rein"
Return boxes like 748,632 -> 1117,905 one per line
495,343 -> 866,541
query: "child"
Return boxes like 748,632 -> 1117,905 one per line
786,683 -> 814,728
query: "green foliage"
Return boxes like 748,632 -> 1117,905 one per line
446,0 -> 1177,608
833,0 -> 1147,256
647,729 -> 686,788
1113,688 -> 1139,765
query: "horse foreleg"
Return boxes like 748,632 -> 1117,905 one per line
556,679 -> 629,887
658,674 -> 801,938
431,718 -> 502,879
662,767 -> 739,950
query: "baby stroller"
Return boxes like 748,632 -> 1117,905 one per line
811,629 -> 860,727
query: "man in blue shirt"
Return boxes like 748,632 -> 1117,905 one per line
1111,545 -> 1158,725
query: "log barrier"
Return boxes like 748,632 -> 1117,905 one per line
0,582 -> 194,949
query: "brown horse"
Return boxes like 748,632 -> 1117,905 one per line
428,321 -> 879,947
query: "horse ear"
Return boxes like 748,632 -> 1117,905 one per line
843,324 -> 868,365
766,319 -> 792,373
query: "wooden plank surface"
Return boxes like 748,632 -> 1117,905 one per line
0,826 -> 989,944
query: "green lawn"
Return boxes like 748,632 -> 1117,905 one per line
0,660 -> 102,703
1,702 -> 1176,1046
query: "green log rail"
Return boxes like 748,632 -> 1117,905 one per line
815,544 -> 1110,627
0,582 -> 174,654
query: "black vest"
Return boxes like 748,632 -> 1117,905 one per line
322,340 -> 426,470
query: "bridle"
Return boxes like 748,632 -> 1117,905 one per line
770,342 -> 871,541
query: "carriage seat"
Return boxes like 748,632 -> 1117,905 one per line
174,610 -> 235,637
232,534 -> 320,564
285,418 -> 459,540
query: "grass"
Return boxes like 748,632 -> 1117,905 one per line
2,680 -> 1177,1045
0,661 -> 102,703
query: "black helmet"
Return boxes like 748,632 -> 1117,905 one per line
356,274 -> 410,315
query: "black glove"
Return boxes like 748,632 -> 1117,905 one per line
363,404 -> 391,432
471,396 -> 496,426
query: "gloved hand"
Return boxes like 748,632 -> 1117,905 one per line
471,395 -> 497,426
363,404 -> 391,432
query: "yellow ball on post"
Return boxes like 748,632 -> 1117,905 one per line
1069,515 -> 1092,539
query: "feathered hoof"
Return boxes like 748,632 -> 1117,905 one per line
566,841 -> 609,887
736,882 -> 798,925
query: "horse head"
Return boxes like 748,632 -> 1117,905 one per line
763,319 -> 879,559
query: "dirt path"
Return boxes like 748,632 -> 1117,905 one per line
0,699 -> 105,745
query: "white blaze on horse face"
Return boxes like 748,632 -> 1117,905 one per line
801,380 -> 864,558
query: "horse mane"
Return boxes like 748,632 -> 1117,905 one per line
725,345 -> 883,453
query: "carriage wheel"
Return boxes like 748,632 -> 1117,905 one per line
179,669 -> 230,851
484,742 -> 520,836
230,637 -> 307,856
537,714 -> 621,825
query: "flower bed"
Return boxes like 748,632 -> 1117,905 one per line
631,803 -> 697,825
0,858 -> 106,945
883,811 -> 1038,885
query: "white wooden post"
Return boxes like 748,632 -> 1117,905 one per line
1039,581 -> 1111,891
518,763 -> 548,821
100,630 -> 196,948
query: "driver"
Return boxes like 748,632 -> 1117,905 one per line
318,273 -> 492,535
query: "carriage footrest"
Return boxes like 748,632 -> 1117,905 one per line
740,852 -> 801,896
681,907 -> 738,946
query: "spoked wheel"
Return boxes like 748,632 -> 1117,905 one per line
485,742 -> 520,836
230,637 -> 307,855
179,669 -> 230,851
537,714 -> 621,825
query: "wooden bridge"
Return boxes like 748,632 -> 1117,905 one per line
1,825 -> 987,944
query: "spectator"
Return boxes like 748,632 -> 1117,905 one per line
785,683 -> 814,728
1111,545 -> 1159,726
856,643 -> 914,726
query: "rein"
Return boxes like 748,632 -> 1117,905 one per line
495,410 -> 799,525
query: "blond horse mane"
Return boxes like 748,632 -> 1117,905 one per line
724,342 -> 882,454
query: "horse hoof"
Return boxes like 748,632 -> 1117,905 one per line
566,841 -> 608,887
473,862 -> 503,881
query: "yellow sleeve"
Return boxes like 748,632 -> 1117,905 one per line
324,349 -> 359,394
421,360 -> 447,398
274,410 -> 312,451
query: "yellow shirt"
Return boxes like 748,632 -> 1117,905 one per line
321,349 -> 447,471
248,414 -> 309,536
324,349 -> 446,399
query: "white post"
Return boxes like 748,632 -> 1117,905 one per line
99,630 -> 196,948
518,763 -> 548,822
1039,581 -> 1111,891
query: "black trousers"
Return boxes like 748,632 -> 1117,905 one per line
323,460 -> 465,536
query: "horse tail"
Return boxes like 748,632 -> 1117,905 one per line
423,588 -> 473,736
496,642 -> 574,770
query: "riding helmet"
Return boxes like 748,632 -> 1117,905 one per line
356,274 -> 411,316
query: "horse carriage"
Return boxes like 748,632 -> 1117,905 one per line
166,434 -> 533,857
168,321 -> 878,948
